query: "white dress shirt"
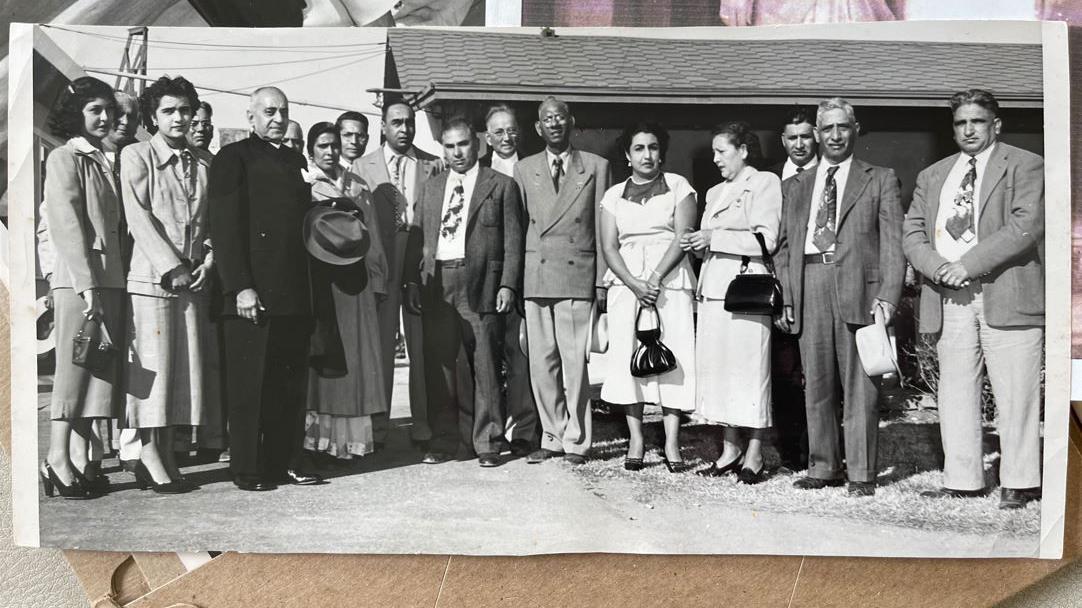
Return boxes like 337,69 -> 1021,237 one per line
490,151 -> 518,178
383,144 -> 419,222
803,155 -> 854,254
435,163 -> 479,261
782,156 -> 818,181
934,145 -> 995,262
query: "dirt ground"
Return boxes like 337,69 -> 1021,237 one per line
33,356 -> 1040,557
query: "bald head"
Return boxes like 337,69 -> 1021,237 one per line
248,87 -> 289,143
108,91 -> 140,147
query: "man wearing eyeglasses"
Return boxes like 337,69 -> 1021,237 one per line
513,97 -> 610,465
479,105 -> 537,458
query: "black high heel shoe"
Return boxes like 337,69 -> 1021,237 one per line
78,461 -> 111,494
39,462 -> 94,499
662,456 -> 689,474
696,453 -> 744,478
737,464 -> 766,485
132,462 -> 194,495
624,457 -> 644,471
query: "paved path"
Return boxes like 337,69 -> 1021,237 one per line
35,357 -> 1038,557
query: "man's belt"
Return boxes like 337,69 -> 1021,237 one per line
804,251 -> 837,265
435,258 -> 466,268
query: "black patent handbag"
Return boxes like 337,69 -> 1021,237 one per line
723,232 -> 784,316
72,312 -> 116,373
630,306 -> 677,378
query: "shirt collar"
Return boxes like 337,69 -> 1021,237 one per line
150,132 -> 194,168
546,147 -> 572,167
69,136 -> 111,169
818,154 -> 853,176
449,161 -> 480,184
384,144 -> 417,165
785,156 -> 817,174
966,143 -> 997,168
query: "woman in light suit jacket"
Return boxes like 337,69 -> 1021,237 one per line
119,76 -> 218,493
41,77 -> 126,499
681,121 -> 781,484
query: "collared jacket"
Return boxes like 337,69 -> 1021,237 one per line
120,133 -> 214,297
44,137 -> 125,293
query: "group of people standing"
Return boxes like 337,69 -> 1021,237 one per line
38,73 -> 1045,511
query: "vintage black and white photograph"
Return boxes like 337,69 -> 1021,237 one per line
8,21 -> 1070,557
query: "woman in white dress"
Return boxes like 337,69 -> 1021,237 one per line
599,123 -> 697,473
681,121 -> 781,484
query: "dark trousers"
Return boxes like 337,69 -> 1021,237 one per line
222,315 -> 312,480
797,262 -> 879,483
421,262 -> 504,455
771,331 -> 808,470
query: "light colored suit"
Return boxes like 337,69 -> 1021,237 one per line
354,146 -> 442,442
513,149 -> 609,456
902,141 -> 1044,491
775,157 -> 904,483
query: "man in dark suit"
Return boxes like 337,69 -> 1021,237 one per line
514,97 -> 610,465
903,89 -> 1045,509
404,118 -> 523,467
775,97 -> 904,497
208,86 -> 321,491
478,104 -> 537,457
355,101 -> 443,449
766,107 -> 819,472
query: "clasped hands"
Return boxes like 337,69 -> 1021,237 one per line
167,259 -> 213,293
934,261 -> 972,289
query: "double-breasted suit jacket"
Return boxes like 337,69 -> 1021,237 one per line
902,142 -> 1044,333
775,158 -> 906,335
208,134 -> 311,318
513,149 -> 610,299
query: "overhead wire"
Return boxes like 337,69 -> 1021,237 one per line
41,24 -> 388,54
83,48 -> 382,72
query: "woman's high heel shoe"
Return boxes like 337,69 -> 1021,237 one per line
78,461 -> 111,494
132,462 -> 194,495
662,456 -> 689,474
624,457 -> 644,471
696,453 -> 744,478
737,464 -> 767,485
39,462 -> 94,499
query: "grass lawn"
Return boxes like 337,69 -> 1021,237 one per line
573,398 -> 1041,539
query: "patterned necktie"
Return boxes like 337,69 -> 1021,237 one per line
945,157 -> 978,243
441,179 -> 465,239
391,154 -> 406,230
812,165 -> 839,252
795,165 -> 804,174
552,157 -> 564,193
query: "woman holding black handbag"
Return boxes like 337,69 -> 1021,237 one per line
599,123 -> 697,473
681,121 -> 781,484
41,77 -> 126,498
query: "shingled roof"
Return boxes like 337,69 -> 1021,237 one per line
386,28 -> 1043,108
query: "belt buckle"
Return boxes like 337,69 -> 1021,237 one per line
821,251 -> 836,264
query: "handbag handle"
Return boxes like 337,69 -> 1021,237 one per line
634,305 -> 661,333
739,232 -> 776,276
85,311 -> 114,347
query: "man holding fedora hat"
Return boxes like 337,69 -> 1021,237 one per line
209,86 -> 322,491
404,117 -> 523,467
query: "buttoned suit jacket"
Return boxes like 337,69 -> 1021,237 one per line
208,134 -> 311,317
405,166 -> 523,314
774,158 -> 905,335
513,149 -> 610,299
353,146 -> 442,286
902,142 -> 1044,333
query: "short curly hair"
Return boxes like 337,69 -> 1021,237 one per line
710,121 -> 762,165
617,122 -> 670,164
47,76 -> 117,140
138,75 -> 201,134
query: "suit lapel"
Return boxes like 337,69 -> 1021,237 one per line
837,159 -> 871,229
709,168 -> 753,219
925,153 -> 958,247
542,150 -> 588,234
978,142 -> 1007,216
465,167 -> 497,236
424,171 -> 448,254
789,170 -> 815,258
529,154 -> 558,225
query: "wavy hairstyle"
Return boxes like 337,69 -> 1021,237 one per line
138,75 -> 201,134
47,76 -> 117,140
